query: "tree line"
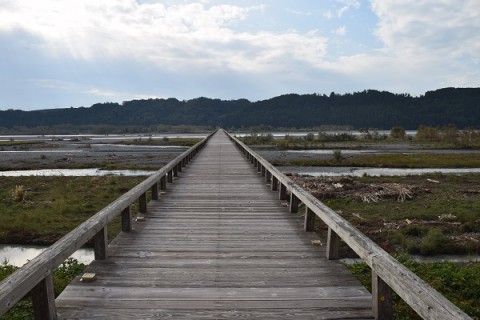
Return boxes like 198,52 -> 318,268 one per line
0,87 -> 479,130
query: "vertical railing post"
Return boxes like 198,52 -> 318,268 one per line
261,165 -> 266,177
372,272 -> 393,320
265,171 -> 271,183
173,166 -> 178,177
139,192 -> 147,213
94,226 -> 108,260
289,193 -> 299,213
177,162 -> 182,173
271,176 -> 278,191
121,206 -> 132,232
326,227 -> 340,260
279,183 -> 288,200
304,207 -> 315,231
151,182 -> 159,200
257,162 -> 261,173
168,170 -> 173,183
32,273 -> 56,320
160,176 -> 167,190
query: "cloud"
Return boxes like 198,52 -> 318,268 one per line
334,26 -> 347,36
336,0 -> 360,17
0,0 -> 327,74
371,0 -> 480,63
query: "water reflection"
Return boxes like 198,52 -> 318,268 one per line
278,166 -> 480,177
0,244 -> 94,267
0,168 -> 156,177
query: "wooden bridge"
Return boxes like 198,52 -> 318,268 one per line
0,130 -> 472,319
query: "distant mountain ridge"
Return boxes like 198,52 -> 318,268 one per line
1,87 -> 479,129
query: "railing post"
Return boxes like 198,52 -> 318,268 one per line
121,206 -> 132,232
289,193 -> 299,213
250,155 -> 254,164
372,272 -> 393,320
151,182 -> 159,200
94,226 -> 108,260
32,273 -> 56,320
160,176 -> 167,190
168,170 -> 173,183
139,192 -> 147,213
279,183 -> 288,200
177,162 -> 182,173
257,162 -> 261,173
271,176 -> 278,191
304,207 -> 315,231
265,171 -> 271,183
173,165 -> 178,177
326,227 -> 340,260
261,165 -> 266,177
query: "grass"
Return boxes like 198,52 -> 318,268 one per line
0,176 -> 145,245
273,153 -> 480,168
346,255 -> 480,319
313,173 -> 480,255
1,258 -> 86,320
0,141 -> 43,147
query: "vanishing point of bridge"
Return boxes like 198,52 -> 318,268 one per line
0,129 -> 471,319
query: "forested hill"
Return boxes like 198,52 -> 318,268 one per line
1,87 -> 479,130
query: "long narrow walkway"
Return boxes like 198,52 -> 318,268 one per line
56,130 -> 373,319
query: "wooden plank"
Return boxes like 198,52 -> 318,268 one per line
0,133 -> 213,316
55,130 -> 373,319
226,131 -> 472,320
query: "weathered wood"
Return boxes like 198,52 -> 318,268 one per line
261,165 -> 266,177
167,170 -> 173,183
32,273 -> 56,320
304,207 -> 315,232
55,130 -> 372,319
226,131 -> 472,320
151,182 -> 159,200
271,175 -> 278,191
139,192 -> 147,213
326,227 -> 340,260
160,176 -> 167,190
177,162 -> 182,172
93,227 -> 108,260
279,183 -> 288,200
266,170 -> 272,183
289,193 -> 299,213
173,165 -> 178,177
121,206 -> 132,232
0,133 -> 213,317
372,272 -> 393,320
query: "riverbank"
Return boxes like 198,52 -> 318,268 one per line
0,135 -> 202,171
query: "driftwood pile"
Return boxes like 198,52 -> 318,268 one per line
288,174 -> 423,203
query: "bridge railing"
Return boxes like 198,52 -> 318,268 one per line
0,131 -> 215,320
225,130 -> 471,320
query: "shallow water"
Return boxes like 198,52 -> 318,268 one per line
0,244 -> 94,267
0,168 -> 156,177
278,166 -> 480,177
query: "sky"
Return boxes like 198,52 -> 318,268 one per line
0,0 -> 479,110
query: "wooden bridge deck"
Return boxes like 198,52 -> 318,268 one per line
56,130 -> 373,319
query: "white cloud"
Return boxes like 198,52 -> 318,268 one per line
335,26 -> 347,36
0,0 -> 327,74
336,0 -> 360,17
371,0 -> 480,63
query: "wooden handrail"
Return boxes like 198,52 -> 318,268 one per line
0,131 -> 216,319
225,130 -> 471,320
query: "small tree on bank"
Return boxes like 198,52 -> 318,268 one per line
390,126 -> 406,140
